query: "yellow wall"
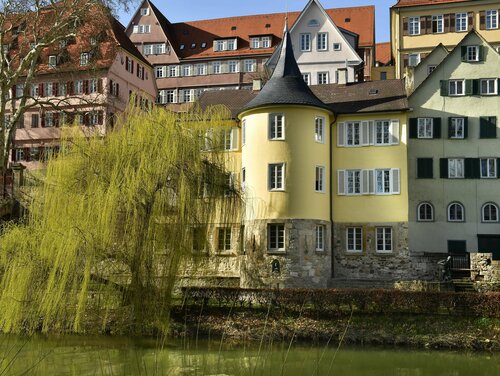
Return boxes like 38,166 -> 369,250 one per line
332,112 -> 408,223
240,106 -> 332,221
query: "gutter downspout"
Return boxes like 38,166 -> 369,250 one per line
330,113 -> 337,279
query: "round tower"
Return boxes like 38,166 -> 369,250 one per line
238,23 -> 333,288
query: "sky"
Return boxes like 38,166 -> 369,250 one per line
117,0 -> 396,43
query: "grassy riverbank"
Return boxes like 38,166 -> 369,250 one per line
169,306 -> 499,352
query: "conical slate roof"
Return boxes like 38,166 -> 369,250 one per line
239,23 -> 331,114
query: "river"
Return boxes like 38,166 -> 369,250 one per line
0,335 -> 497,375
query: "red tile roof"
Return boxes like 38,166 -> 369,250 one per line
376,42 -> 392,65
392,0 -> 469,8
168,6 -> 374,60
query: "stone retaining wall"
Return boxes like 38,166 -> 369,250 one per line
470,253 -> 500,291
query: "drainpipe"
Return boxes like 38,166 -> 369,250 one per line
330,113 -> 337,279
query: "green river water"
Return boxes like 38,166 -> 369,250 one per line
0,335 -> 497,375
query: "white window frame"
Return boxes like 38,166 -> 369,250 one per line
315,225 -> 325,252
317,32 -> 328,51
243,59 -> 256,72
302,73 -> 311,86
262,36 -> 271,48
217,227 -> 232,252
333,43 -> 341,51
315,166 -> 326,193
482,203 -> 499,222
48,55 -> 57,68
269,113 -> 285,140
300,33 -> 311,51
346,227 -> 362,253
212,61 -> 221,74
168,65 -> 179,77
153,43 -> 166,55
408,53 -> 420,67
449,80 -> 465,96
432,14 -> 444,33
346,170 -> 361,195
268,223 -> 285,252
80,52 -> 89,66
450,118 -> 465,139
269,163 -> 285,191
417,202 -> 434,222
448,158 -> 464,178
139,8 -> 149,16
317,72 -> 329,85
346,121 -> 361,146
467,45 -> 479,62
376,227 -> 392,253
375,120 -> 391,145
196,63 -> 207,76
315,116 -> 325,143
409,16 -> 420,35
375,169 -> 392,194
228,60 -> 239,73
480,158 -> 497,178
448,202 -> 465,222
155,66 -> 166,78
143,44 -> 153,55
455,13 -> 468,32
251,37 -> 259,49
480,79 -> 497,95
486,10 -> 498,30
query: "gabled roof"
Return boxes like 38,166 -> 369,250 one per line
392,0 -> 469,8
239,25 -> 331,114
147,0 -> 179,52
375,42 -> 392,65
111,18 -> 152,67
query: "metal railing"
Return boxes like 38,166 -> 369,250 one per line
450,253 -> 471,271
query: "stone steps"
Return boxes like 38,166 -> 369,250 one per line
452,278 -> 475,292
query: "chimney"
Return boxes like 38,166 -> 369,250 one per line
252,79 -> 262,91
337,68 -> 348,86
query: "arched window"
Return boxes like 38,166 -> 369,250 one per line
448,202 -> 465,222
417,202 -> 433,221
482,203 -> 499,222
307,19 -> 320,27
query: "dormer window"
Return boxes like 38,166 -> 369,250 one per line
140,8 -> 150,16
48,55 -> 57,68
59,40 -> 67,48
250,36 -> 271,49
80,52 -> 89,66
213,38 -> 237,52
179,44 -> 185,50
308,19 -> 320,27
201,42 -> 207,48
90,37 -> 98,46
191,43 -> 196,49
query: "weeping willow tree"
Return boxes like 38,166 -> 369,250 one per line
0,103 -> 240,334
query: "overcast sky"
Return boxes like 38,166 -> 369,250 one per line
118,0 -> 395,43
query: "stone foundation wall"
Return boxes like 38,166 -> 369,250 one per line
470,253 -> 500,291
240,219 -> 332,289
333,222 -> 446,281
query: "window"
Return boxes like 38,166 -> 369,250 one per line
346,121 -> 360,145
466,46 -> 479,61
228,60 -> 239,73
192,227 -> 206,252
31,114 -> 39,128
455,13 -> 467,32
380,72 -> 387,80
408,53 -> 420,67
75,80 -> 83,95
155,66 -> 166,78
302,73 -> 310,85
168,65 -> 178,77
268,224 -> 285,252
153,43 -> 166,55
315,166 -> 325,192
428,65 -> 437,75
409,16 -> 420,35
251,37 -> 259,49
223,173 -> 235,196
127,58 -> 134,73
315,225 -> 325,251
243,59 -> 256,72
417,202 -> 434,221
376,227 -> 392,253
15,149 -> 24,161
196,63 -> 207,75
181,89 -> 192,103
110,81 -> 119,97
486,10 -> 498,30
132,24 -> 150,34
317,32 -> 328,50
262,36 -> 271,48
217,228 -> 231,252
212,61 -> 221,74
143,45 -> 153,55
448,158 -> 464,178
227,39 -> 235,50
44,82 -> 53,97
346,170 -> 361,194
375,120 -> 390,145
300,33 -> 311,51
89,79 -> 98,94
140,8 -> 149,16
346,227 -> 362,252
480,117 -> 497,138
449,80 -> 465,96
15,84 -> 24,98
417,158 -> 433,179
375,169 -> 391,194
317,72 -> 328,85
269,163 -> 285,191
219,128 -> 237,151
481,79 -> 497,95
179,44 -> 185,50
213,38 -> 237,51
480,158 -> 497,178
448,203 -> 464,222
333,43 -> 341,51
89,112 -> 99,126
269,113 -> 284,140
45,112 -> 54,127
80,52 -> 89,66
308,19 -> 320,27
482,203 -> 499,222
315,117 -> 325,143
449,118 -> 465,139
432,15 -> 443,33
58,83 -> 67,96
48,55 -> 57,68
417,118 -> 433,138
242,120 -> 246,145
241,167 -> 246,191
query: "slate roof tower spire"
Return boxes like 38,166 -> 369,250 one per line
239,20 -> 331,113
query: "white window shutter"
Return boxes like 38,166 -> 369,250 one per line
337,170 -> 345,195
337,122 -> 345,146
368,169 -> 375,194
369,121 -> 375,145
231,127 -> 239,150
361,169 -> 369,194
213,41 -> 218,51
205,128 -> 213,150
361,121 -> 370,146
391,119 -> 400,144
173,89 -> 178,103
391,168 -> 400,194
133,25 -> 139,33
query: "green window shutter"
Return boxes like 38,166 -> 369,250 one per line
465,79 -> 473,95
440,158 -> 448,178
478,46 -> 484,61
473,158 -> 481,179
463,117 -> 468,138
448,117 -> 453,138
409,118 -> 418,138
433,118 -> 441,138
464,158 -> 479,179
498,79 -> 500,96
480,117 -> 497,138
480,117 -> 487,138
440,80 -> 448,96
461,46 -> 467,61
491,117 -> 497,138
417,158 -> 433,179
497,158 -> 500,178
472,79 -> 480,96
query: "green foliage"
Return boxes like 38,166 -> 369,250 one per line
0,104 -> 240,334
